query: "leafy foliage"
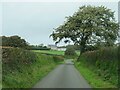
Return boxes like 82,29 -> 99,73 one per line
2,48 -> 63,88
65,45 -> 76,56
50,5 -> 119,55
1,35 -> 29,49
29,45 -> 51,50
2,48 -> 37,73
79,46 -> 119,86
75,62 -> 116,88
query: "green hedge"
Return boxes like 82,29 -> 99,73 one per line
79,46 -> 119,86
29,47 -> 51,50
2,48 -> 37,73
2,48 -> 64,88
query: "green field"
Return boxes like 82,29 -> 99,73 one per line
32,50 -> 80,56
32,50 -> 65,55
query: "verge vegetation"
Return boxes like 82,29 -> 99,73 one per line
75,46 -> 119,88
2,48 -> 63,88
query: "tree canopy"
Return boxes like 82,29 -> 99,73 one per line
1,35 -> 29,49
50,5 -> 119,57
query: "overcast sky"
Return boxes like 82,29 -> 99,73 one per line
1,1 -> 119,46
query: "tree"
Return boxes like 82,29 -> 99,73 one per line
1,35 -> 29,49
9,36 -> 27,48
50,5 -> 119,60
65,45 -> 76,56
2,36 -> 9,46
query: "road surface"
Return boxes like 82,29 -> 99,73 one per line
33,59 -> 91,88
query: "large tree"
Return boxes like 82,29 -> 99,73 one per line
50,5 -> 119,60
2,35 -> 29,49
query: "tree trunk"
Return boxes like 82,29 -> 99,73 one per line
76,43 -> 85,61
77,53 -> 81,61
76,47 -> 84,61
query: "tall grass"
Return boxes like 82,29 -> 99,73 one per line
2,48 -> 64,88
78,46 -> 119,87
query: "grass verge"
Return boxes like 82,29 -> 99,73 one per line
75,62 -> 117,88
2,48 -> 63,89
3,63 -> 56,89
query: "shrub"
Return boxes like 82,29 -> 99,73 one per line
29,47 -> 51,50
2,48 -> 63,88
2,48 -> 37,73
118,45 -> 120,87
1,35 -> 29,49
65,46 -> 76,56
53,55 -> 64,62
79,46 -> 118,86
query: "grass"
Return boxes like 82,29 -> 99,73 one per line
0,63 -> 1,90
3,63 -> 56,88
0,48 -> 2,89
80,47 -> 118,86
75,61 -> 117,88
32,50 -> 65,55
2,48 -> 63,89
32,50 -> 80,56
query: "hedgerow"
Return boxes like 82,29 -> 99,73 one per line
2,48 -> 63,88
2,48 -> 37,73
79,46 -> 119,86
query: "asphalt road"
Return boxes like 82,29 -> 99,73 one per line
33,60 -> 91,88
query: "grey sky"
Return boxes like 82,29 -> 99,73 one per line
2,2 -> 119,46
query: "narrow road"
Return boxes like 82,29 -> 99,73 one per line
33,60 -> 91,88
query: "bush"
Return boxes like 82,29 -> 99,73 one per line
65,46 -> 76,56
2,48 -> 63,88
28,45 -> 51,50
53,55 -> 64,62
1,35 -> 29,49
29,47 -> 51,50
2,48 -> 37,73
118,45 -> 120,87
79,46 -> 118,86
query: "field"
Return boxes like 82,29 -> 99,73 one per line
32,50 -> 80,56
32,50 -> 65,55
